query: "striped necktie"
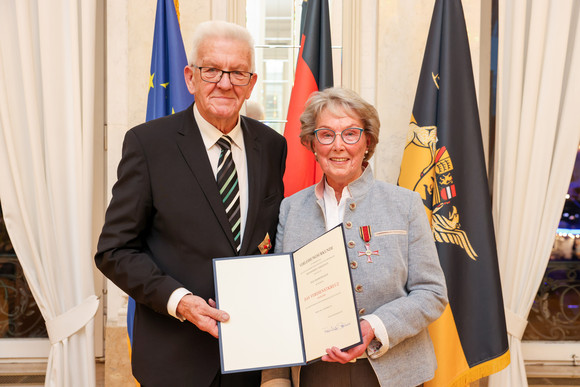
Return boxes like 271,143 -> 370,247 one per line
216,135 -> 241,252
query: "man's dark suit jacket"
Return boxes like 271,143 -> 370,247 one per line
95,103 -> 287,386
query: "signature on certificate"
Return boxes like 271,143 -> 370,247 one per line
324,321 -> 352,333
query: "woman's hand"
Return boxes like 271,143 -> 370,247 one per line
321,319 -> 375,364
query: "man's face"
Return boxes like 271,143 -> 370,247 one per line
184,37 -> 257,133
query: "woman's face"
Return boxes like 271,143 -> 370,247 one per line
312,107 -> 369,190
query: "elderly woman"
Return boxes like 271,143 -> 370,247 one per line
262,88 -> 448,387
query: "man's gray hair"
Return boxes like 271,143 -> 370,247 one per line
188,20 -> 256,72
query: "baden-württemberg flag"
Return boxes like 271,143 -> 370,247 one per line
128,0 -> 194,349
398,0 -> 510,385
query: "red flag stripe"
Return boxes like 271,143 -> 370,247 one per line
283,36 -> 322,196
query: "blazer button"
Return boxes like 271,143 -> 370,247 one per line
349,203 -> 357,211
345,221 -> 353,229
358,308 -> 366,315
355,284 -> 363,293
347,240 -> 356,248
350,261 -> 358,269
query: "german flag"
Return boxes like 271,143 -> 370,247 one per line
398,0 -> 510,385
283,0 -> 333,196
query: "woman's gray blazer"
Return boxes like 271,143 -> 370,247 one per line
263,166 -> 448,387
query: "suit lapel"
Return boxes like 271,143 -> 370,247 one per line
176,104 -> 238,252
240,117 -> 262,255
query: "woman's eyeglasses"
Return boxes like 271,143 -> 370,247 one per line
314,128 -> 364,145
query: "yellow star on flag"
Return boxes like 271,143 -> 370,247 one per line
149,73 -> 155,89
161,82 -> 169,88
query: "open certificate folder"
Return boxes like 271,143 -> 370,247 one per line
213,225 -> 362,373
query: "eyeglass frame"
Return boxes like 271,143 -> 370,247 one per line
191,65 -> 254,86
313,127 -> 365,145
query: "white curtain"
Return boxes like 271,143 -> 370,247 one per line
489,1 -> 580,386
0,1 -> 99,386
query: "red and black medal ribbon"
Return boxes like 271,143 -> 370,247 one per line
359,225 -> 372,242
358,226 -> 379,263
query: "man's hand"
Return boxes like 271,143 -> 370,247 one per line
176,294 -> 229,338
321,319 -> 375,363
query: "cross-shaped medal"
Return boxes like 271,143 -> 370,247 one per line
358,242 -> 379,263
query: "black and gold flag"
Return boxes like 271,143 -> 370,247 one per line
398,0 -> 510,385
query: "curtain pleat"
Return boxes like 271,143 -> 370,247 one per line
0,1 -> 98,386
489,1 -> 580,386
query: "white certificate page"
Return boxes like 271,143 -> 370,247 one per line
214,254 -> 305,373
292,226 -> 362,361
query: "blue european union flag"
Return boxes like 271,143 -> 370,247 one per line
146,0 -> 194,122
128,0 -> 194,350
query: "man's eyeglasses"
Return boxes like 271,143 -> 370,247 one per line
314,128 -> 364,145
192,65 -> 253,86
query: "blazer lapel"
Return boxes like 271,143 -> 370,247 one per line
176,104 -> 238,252
240,117 -> 262,255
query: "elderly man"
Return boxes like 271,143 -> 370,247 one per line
95,20 -> 287,386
